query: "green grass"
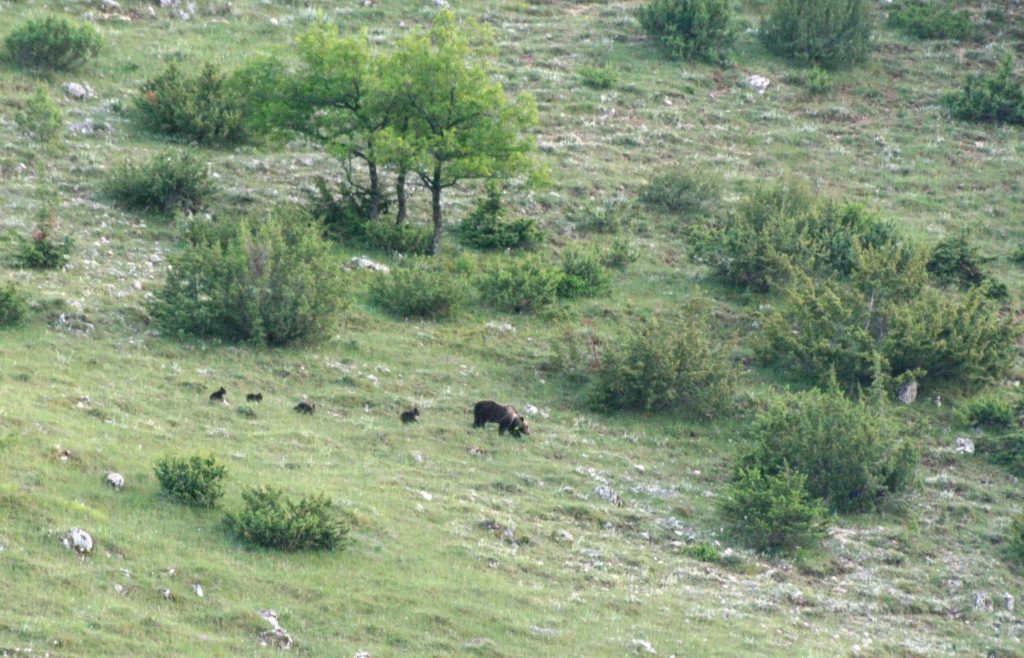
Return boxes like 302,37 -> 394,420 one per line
2,0 -> 1024,655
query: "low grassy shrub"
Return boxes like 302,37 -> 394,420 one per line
567,198 -> 633,235
680,542 -> 721,562
224,486 -> 350,551
638,167 -> 723,216
557,246 -> 611,299
363,220 -> 433,256
3,15 -> 101,71
154,454 -> 227,507
760,0 -> 874,70
477,254 -> 562,313
927,234 -> 986,289
976,433 -> 1024,478
457,186 -> 542,251
578,64 -> 617,90
104,151 -> 215,214
307,176 -> 375,240
134,62 -> 246,144
720,465 -> 829,554
600,238 -> 639,270
16,85 -> 63,143
955,393 -> 1020,430
888,2 -> 973,41
15,222 -> 72,270
150,211 -> 343,345
587,304 -> 736,416
0,283 -> 27,328
739,388 -> 917,513
636,0 -> 733,61
799,67 -> 835,95
946,55 -> 1024,126
370,258 -> 466,320
1007,513 -> 1024,566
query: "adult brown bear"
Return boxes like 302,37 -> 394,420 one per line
473,400 -> 529,436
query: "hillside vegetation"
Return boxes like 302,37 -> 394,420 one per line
3,0 -> 1024,656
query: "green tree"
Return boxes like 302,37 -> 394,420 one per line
386,13 -> 538,254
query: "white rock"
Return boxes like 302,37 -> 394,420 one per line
259,609 -> 294,649
64,82 -> 91,100
192,583 -> 204,598
105,472 -> 125,491
897,380 -> 918,404
349,256 -> 390,273
524,404 -> 539,415
63,528 -> 93,554
747,74 -> 771,95
955,437 -> 975,455
99,0 -> 120,10
632,638 -> 657,654
553,529 -> 574,543
485,321 -> 515,333
418,490 -> 433,501
1005,592 -> 1015,612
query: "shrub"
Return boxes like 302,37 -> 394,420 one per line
636,0 -> 733,61
370,258 -> 466,320
600,238 -> 639,270
567,198 -> 633,235
740,388 -> 917,513
977,433 -> 1024,478
0,283 -> 27,328
720,466 -> 829,554
760,0 -> 874,70
134,62 -> 246,144
363,220 -> 433,256
946,55 -> 1024,126
15,222 -> 73,270
680,542 -> 721,562
104,151 -> 215,214
1007,513 -> 1024,566
150,211 -> 343,345
16,85 -> 63,143
578,64 -> 617,90
587,304 -> 736,416
955,393 -> 1020,430
801,67 -> 835,95
888,2 -> 973,41
927,234 -> 986,289
306,176 -> 374,241
457,186 -> 543,251
3,15 -> 101,71
224,486 -> 350,551
556,246 -> 611,299
154,454 -> 227,507
638,167 -> 723,216
477,254 -> 562,313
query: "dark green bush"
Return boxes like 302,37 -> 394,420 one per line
600,238 -> 639,270
760,0 -> 874,70
927,234 -> 986,289
888,2 -> 973,41
578,64 -> 617,90
477,254 -> 562,313
1007,513 -> 1024,566
370,258 -> 466,320
306,176 -> 375,241
16,85 -> 63,143
154,454 -> 227,507
740,389 -> 917,513
3,16 -> 101,71
363,220 -> 433,256
638,167 -> 723,216
636,0 -> 733,60
556,246 -> 611,299
946,55 -> 1024,126
976,433 -> 1024,478
587,305 -> 736,416
798,67 -> 835,96
224,486 -> 350,551
0,283 -> 27,328
134,62 -> 246,145
680,542 -> 721,562
457,186 -> 542,251
104,151 -> 215,214
150,212 -> 343,345
955,393 -> 1019,430
720,466 -> 829,554
15,223 -> 72,270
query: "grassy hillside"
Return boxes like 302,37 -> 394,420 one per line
2,0 -> 1024,656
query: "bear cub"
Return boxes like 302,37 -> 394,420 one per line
473,400 -> 529,436
400,407 -> 420,424
246,393 -> 263,403
294,401 -> 315,414
209,387 -> 227,403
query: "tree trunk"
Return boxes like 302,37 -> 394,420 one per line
368,163 -> 380,220
395,171 -> 407,225
430,169 -> 443,255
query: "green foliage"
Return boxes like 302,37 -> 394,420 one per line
567,198 -> 633,235
760,0 -> 874,70
740,388 -> 917,513
680,542 -> 721,562
370,258 -> 466,320
635,0 -> 733,61
888,2 -> 973,41
134,62 -> 246,145
587,305 -> 736,416
927,234 -> 986,289
3,15 -> 101,71
1007,513 -> 1024,567
154,454 -> 227,508
801,67 -> 835,96
16,85 -> 63,143
578,64 -> 617,90
720,466 -> 829,554
955,393 -> 1020,430
363,220 -> 433,256
556,246 -> 611,299
0,283 -> 27,328
638,167 -> 723,216
977,433 -> 1024,478
600,238 -> 639,270
15,222 -> 72,270
306,176 -> 375,241
946,55 -> 1024,126
457,186 -> 543,251
477,254 -> 561,313
150,212 -> 343,345
104,151 -> 215,214
224,486 -> 350,551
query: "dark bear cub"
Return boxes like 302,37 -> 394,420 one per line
473,400 -> 530,436
400,407 -> 420,424
246,393 -> 263,403
294,401 -> 315,414
209,387 -> 227,403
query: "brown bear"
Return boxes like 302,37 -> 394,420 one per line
473,400 -> 529,436
294,401 -> 315,414
400,407 -> 420,424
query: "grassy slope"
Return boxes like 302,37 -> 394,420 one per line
2,1 -> 1024,656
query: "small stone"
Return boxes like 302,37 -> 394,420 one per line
1005,592 -> 1015,612
552,529 -> 574,543
418,490 -> 433,501
467,446 -> 486,457
105,472 -> 125,491
192,583 -> 204,598
632,638 -> 657,654
161,588 -> 174,600
113,583 -> 126,595
955,437 -> 975,455
63,528 -> 93,555
974,591 -> 993,612
594,485 -> 623,507
747,74 -> 770,95
64,82 -> 91,100
349,256 -> 390,273
897,380 -> 918,404
634,464 -> 645,473
99,0 -> 120,10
